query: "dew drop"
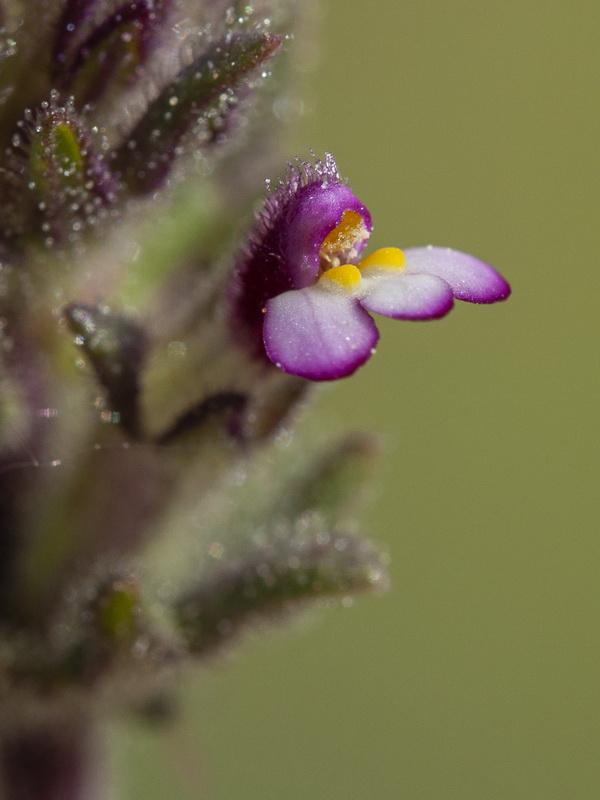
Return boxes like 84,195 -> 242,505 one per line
208,542 -> 225,559
366,566 -> 384,585
37,407 -> 59,419
167,341 -> 187,359
132,635 -> 150,657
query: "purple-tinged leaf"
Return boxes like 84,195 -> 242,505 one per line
55,1 -> 171,107
52,0 -> 98,76
157,391 -> 248,444
63,303 -> 147,438
114,30 -> 282,193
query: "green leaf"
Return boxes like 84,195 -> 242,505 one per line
175,520 -> 388,656
96,576 -> 139,643
277,432 -> 379,520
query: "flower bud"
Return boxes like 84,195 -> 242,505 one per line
21,95 -> 119,242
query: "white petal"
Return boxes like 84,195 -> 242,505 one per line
263,285 -> 379,381
359,271 -> 454,320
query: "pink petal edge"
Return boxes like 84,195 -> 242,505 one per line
403,246 -> 511,303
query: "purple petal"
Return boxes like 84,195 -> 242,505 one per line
283,183 -> 371,288
359,272 -> 454,320
263,287 -> 379,381
403,246 -> 511,303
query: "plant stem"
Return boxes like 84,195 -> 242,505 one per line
0,720 -> 97,800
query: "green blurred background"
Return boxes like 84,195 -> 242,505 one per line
112,1 -> 599,797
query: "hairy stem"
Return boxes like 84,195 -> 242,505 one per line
0,720 -> 97,800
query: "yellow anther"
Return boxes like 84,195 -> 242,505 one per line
322,210 -> 364,251
359,247 -> 406,270
320,210 -> 369,267
320,263 -> 361,287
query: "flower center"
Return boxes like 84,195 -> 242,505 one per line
319,210 -> 370,269
318,247 -> 406,291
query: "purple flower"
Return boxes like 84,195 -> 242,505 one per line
231,155 -> 510,381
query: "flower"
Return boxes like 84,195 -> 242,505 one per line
232,155 -> 511,381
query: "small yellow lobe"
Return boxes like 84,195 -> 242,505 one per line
320,210 -> 369,267
320,263 -> 361,287
359,247 -> 406,270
